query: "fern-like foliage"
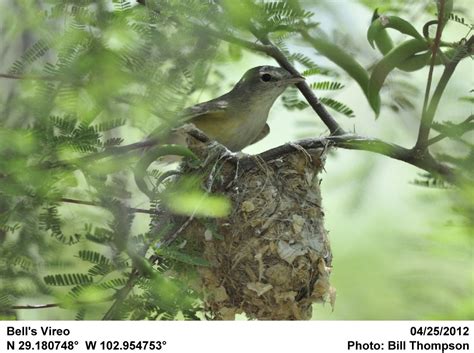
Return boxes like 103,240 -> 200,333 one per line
3,0 -> 469,322
44,273 -> 93,286
319,97 -> 355,118
0,0 -> 225,320
447,13 -> 473,29
282,87 -> 309,110
259,1 -> 315,32
310,81 -> 345,91
9,40 -> 50,75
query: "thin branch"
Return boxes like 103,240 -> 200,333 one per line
102,244 -> 163,320
418,0 -> 446,150
427,115 -> 474,146
51,123 -> 457,183
426,133 -> 448,146
60,198 -> 157,215
46,136 -> 161,170
0,73 -> 71,81
11,303 -> 60,310
102,272 -> 138,320
246,27 -> 344,135
11,295 -> 115,310
197,27 -> 271,53
0,73 -> 53,80
414,35 -> 473,150
239,134 -> 455,183
185,126 -> 456,182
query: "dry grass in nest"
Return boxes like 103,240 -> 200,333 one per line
165,137 -> 335,320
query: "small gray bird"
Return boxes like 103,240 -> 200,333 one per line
136,66 -> 304,197
174,65 -> 304,151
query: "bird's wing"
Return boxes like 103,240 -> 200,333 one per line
250,123 -> 270,145
179,98 -> 229,122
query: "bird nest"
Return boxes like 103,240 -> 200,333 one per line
162,135 -> 334,320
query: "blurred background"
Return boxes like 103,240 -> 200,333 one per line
1,0 -> 472,320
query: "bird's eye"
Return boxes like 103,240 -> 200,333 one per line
261,73 -> 272,82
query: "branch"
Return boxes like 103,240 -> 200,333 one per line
11,303 -> 60,310
265,42 -> 345,135
418,0 -> 446,150
239,134 -> 456,183
195,29 -> 344,135
427,115 -> 474,146
10,295 -> 114,310
0,73 -> 53,80
102,271 -> 138,320
45,136 -> 161,170
246,25 -> 344,135
102,247 -> 163,320
415,33 -> 474,150
184,126 -> 456,182
60,198 -> 157,215
197,27 -> 271,53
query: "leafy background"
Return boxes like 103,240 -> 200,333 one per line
0,0 -> 472,319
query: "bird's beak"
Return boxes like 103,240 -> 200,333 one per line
280,74 -> 305,85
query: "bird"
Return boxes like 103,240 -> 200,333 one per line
135,66 -> 304,197
166,65 -> 305,152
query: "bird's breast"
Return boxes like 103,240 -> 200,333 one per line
192,107 -> 269,151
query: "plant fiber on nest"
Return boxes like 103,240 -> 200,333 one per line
163,136 -> 335,320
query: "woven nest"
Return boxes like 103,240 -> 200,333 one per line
165,137 -> 334,320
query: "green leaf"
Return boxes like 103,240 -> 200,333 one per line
320,97 -> 355,118
228,43 -> 243,61
447,13 -> 472,28
44,273 -> 93,286
367,12 -> 423,54
368,39 -> 429,117
164,190 -> 230,218
77,250 -> 110,265
301,31 -> 380,115
459,96 -> 474,104
310,81 -> 344,90
161,177 -> 230,217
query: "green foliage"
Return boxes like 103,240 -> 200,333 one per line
447,13 -> 472,28
161,177 -> 231,218
310,81 -> 345,91
44,273 -> 93,286
282,86 -> 354,118
0,0 -> 223,320
0,0 -> 472,321
282,87 -> 309,110
319,97 -> 355,118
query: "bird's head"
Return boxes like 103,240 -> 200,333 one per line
230,66 -> 305,102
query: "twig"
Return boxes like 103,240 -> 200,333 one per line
414,35 -> 473,151
0,73 -> 54,80
417,0 -> 446,151
102,272 -> 138,320
239,134 -> 455,183
246,24 -> 344,135
11,295 -> 114,310
268,44 -> 344,135
60,198 -> 157,215
427,115 -> 474,146
11,303 -> 60,310
46,136 -> 162,170
51,124 -> 457,182
199,30 -> 344,134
